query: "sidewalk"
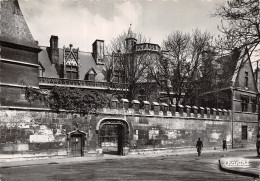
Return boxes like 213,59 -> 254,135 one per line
0,147 -> 256,168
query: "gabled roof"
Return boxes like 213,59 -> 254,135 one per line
0,0 -> 39,49
232,47 -> 258,91
38,47 -> 105,81
231,48 -> 249,86
204,47 -> 257,93
86,67 -> 97,75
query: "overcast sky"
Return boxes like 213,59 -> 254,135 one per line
19,0 -> 224,52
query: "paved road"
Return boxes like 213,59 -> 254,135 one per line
0,150 -> 258,181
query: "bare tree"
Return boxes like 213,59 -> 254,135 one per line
150,30 -> 212,105
103,29 -> 154,101
213,0 -> 260,58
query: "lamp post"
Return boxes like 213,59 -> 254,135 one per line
231,87 -> 234,149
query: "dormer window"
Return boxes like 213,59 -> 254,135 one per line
39,63 -> 45,77
63,44 -> 79,80
85,68 -> 97,81
66,65 -> 78,79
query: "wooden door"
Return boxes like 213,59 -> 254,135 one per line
70,136 -> 82,157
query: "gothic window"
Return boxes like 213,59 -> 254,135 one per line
251,96 -> 257,113
241,95 -> 249,112
66,65 -> 78,79
242,125 -> 247,140
113,69 -> 125,83
245,71 -> 248,88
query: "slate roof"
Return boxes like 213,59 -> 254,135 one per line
38,47 -> 105,82
212,48 -> 240,88
0,0 -> 39,49
39,47 -> 59,78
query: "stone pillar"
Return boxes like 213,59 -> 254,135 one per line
161,103 -> 168,115
152,102 -> 160,115
212,108 -> 217,119
186,105 -> 191,117
228,109 -> 232,120
170,104 -> 176,116
131,100 -> 140,114
193,106 -> 198,118
143,101 -> 150,114
120,98 -> 129,110
206,107 -> 210,118
179,105 -> 184,117
223,109 -> 228,119
218,109 -> 223,119
200,107 -> 205,118
111,99 -> 118,109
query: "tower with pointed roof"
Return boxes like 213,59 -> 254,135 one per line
0,0 -> 42,107
125,24 -> 137,52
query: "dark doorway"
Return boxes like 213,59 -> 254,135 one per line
68,130 -> 86,157
100,124 -> 125,155
70,136 -> 83,157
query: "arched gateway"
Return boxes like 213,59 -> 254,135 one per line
96,118 -> 130,155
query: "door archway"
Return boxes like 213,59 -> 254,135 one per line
96,118 -> 130,155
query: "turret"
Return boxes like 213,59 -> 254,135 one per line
125,24 -> 137,52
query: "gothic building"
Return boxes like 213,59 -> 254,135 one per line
0,0 -> 42,107
0,0 -> 259,157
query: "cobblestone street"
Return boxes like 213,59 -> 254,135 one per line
0,150 -> 258,181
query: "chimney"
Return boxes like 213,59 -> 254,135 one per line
92,40 -> 104,65
50,35 -> 59,64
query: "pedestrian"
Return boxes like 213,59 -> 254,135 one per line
222,138 -> 227,151
196,138 -> 203,156
256,135 -> 260,156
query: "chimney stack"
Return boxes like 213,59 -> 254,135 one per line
50,35 -> 59,64
92,39 -> 104,65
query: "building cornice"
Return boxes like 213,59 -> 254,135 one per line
0,83 -> 39,89
0,57 -> 39,67
0,40 -> 42,53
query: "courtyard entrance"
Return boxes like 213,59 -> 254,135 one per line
97,118 -> 129,155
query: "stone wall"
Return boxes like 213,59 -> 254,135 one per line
0,100 -> 258,156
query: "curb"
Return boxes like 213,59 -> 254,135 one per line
219,157 -> 260,178
219,160 -> 259,178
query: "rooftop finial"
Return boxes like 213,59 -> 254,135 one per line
127,24 -> 135,39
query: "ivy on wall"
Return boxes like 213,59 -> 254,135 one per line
25,86 -> 108,115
